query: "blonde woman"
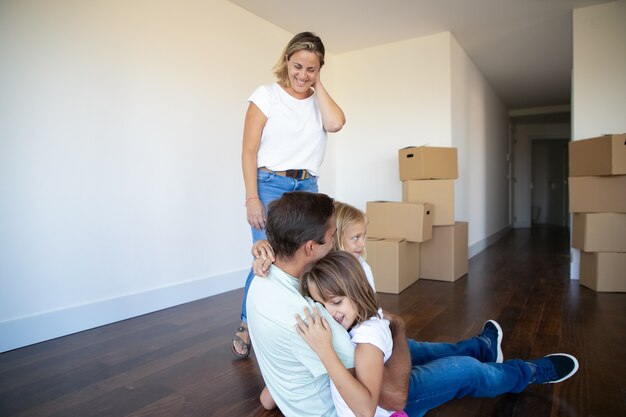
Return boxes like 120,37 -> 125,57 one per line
234,32 -> 346,358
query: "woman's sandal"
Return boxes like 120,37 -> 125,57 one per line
232,326 -> 251,359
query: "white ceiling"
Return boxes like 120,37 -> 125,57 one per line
228,0 -> 613,111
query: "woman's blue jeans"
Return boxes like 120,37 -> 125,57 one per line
240,169 -> 318,322
404,338 -> 533,417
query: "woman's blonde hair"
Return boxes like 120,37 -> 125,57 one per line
333,201 -> 368,259
272,32 -> 325,88
301,251 -> 379,327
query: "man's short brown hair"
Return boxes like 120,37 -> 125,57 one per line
266,192 -> 334,260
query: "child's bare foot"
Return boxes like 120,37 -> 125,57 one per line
260,386 -> 276,410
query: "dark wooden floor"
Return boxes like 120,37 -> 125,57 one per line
1,227 -> 625,417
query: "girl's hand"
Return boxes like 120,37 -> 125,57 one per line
252,239 -> 275,261
246,198 -> 265,230
295,307 -> 333,354
251,240 -> 275,277
252,256 -> 272,277
252,258 -> 272,277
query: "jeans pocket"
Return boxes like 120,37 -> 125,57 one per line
257,170 -> 274,183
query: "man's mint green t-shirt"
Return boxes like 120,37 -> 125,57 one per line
247,265 -> 356,417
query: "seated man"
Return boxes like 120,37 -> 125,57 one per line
247,191 -> 579,417
246,191 -> 409,417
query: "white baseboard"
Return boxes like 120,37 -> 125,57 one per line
570,248 -> 580,280
468,225 -> 512,259
0,269 -> 248,353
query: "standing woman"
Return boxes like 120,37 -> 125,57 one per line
233,32 -> 346,358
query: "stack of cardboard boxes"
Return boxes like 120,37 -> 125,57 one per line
569,133 -> 626,292
400,146 -> 469,283
365,146 -> 468,294
365,201 -> 432,294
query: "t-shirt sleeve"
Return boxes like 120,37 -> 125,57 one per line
350,319 -> 390,355
360,259 -> 376,292
289,323 -> 328,377
295,301 -> 355,377
248,84 -> 270,117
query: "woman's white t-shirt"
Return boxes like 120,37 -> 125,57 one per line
249,83 -> 327,176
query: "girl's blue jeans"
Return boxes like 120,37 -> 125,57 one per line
240,169 -> 318,322
404,338 -> 533,417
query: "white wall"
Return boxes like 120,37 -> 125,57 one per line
332,32 -> 510,255
335,32 -> 509,255
571,0 -> 626,278
0,2 -> 510,352
450,36 -> 510,254
332,33 -> 453,208
572,0 -> 626,140
0,0 -> 343,352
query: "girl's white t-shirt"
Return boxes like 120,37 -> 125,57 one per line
249,83 -> 327,176
331,311 -> 395,417
359,257 -> 376,292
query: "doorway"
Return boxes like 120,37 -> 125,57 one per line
530,139 -> 569,227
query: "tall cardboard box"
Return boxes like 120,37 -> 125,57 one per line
402,180 -> 455,226
569,134 -> 626,176
419,222 -> 468,282
399,146 -> 458,181
568,175 -> 626,213
572,213 -> 626,252
580,252 -> 626,292
366,201 -> 434,242
366,237 -> 420,294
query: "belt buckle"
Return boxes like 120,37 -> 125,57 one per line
286,169 -> 305,179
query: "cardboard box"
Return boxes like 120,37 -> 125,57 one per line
399,146 -> 458,181
580,252 -> 626,292
568,175 -> 626,213
402,180 -> 455,226
569,134 -> 626,177
419,222 -> 468,282
366,201 -> 434,243
572,213 -> 626,252
366,237 -> 420,294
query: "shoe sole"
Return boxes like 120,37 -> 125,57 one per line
484,320 -> 504,363
544,353 -> 579,383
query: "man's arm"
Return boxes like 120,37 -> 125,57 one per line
379,310 -> 410,411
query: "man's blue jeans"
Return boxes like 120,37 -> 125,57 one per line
240,169 -> 318,322
404,338 -> 533,416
